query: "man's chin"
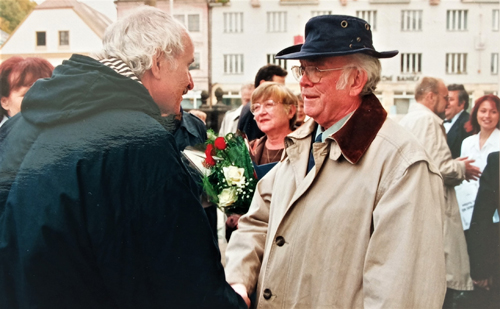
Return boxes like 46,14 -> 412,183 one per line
160,105 -> 181,117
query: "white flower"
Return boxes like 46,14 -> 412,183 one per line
218,187 -> 238,207
223,166 -> 246,187
207,131 -> 217,141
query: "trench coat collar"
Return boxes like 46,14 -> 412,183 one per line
286,93 -> 387,164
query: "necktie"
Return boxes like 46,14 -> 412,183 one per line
443,119 -> 452,123
307,133 -> 323,174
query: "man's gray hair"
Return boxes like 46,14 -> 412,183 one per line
336,54 -> 381,96
93,6 -> 187,78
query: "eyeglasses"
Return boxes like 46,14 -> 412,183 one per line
250,100 -> 280,115
291,65 -> 347,83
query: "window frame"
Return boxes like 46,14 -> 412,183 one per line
36,31 -> 46,47
59,30 -> 69,46
400,53 -> 422,74
267,11 -> 287,33
446,53 -> 468,75
446,10 -> 468,31
224,54 -> 244,75
401,10 -> 422,31
187,14 -> 200,32
223,12 -> 244,33
492,53 -> 499,75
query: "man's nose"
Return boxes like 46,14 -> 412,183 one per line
299,74 -> 313,87
187,73 -> 194,91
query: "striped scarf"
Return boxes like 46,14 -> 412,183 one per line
99,57 -> 142,84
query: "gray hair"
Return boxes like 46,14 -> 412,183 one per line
336,53 -> 381,96
240,83 -> 255,92
93,6 -> 187,78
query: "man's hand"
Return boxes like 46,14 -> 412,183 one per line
457,157 -> 481,181
473,277 -> 492,290
231,283 -> 251,308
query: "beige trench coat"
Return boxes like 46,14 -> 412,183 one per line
400,102 -> 473,291
225,95 -> 447,308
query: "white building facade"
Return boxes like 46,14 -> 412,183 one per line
0,0 -> 111,67
210,0 -> 500,114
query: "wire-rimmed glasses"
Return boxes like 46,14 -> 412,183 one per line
291,65 -> 347,83
250,100 -> 280,115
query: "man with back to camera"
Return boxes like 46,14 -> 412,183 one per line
0,7 -> 248,309
237,64 -> 287,141
399,77 -> 481,308
225,15 -> 447,308
445,84 -> 473,158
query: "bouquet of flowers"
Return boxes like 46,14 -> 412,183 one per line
201,129 -> 257,215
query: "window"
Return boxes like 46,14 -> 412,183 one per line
356,11 -> 377,30
189,52 -> 200,70
224,54 -> 244,74
36,31 -> 46,46
447,10 -> 468,31
400,53 -> 422,73
492,53 -> 499,75
312,11 -> 331,17
174,14 -> 185,25
266,54 -> 287,70
446,53 -> 467,74
267,12 -> 287,33
493,10 -> 499,31
187,14 -> 200,32
401,10 -> 422,31
224,12 -> 243,33
59,31 -> 69,46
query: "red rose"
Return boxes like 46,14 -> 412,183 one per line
214,137 -> 226,150
204,156 -> 215,167
204,144 -> 215,166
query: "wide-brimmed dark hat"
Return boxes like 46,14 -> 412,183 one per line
276,15 -> 398,59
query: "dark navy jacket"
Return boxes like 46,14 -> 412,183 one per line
0,55 -> 245,309
446,111 -> 472,158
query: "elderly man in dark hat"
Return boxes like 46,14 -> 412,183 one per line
225,15 -> 447,308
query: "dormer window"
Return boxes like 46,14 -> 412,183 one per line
59,31 -> 69,46
36,31 -> 46,46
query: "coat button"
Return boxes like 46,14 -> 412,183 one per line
275,236 -> 286,246
263,288 -> 272,300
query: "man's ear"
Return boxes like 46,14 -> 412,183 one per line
425,91 -> 435,103
150,52 -> 163,80
349,69 -> 367,96
1,96 -> 9,111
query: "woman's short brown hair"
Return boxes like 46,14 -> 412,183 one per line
251,82 -> 298,130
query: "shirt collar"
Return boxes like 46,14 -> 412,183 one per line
287,93 -> 387,164
314,112 -> 354,143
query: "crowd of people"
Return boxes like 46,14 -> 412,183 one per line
0,5 -> 498,309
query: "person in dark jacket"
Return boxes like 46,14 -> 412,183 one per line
445,84 -> 472,158
237,64 -> 287,141
466,151 -> 500,308
0,6 -> 247,309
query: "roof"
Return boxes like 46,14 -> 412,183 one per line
36,0 -> 112,38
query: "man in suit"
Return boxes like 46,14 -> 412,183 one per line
445,84 -> 472,158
